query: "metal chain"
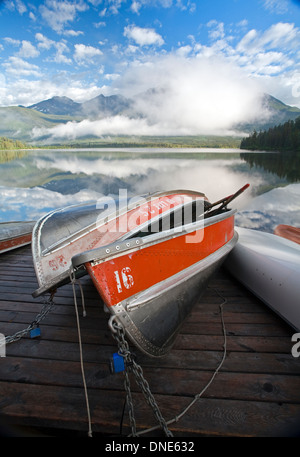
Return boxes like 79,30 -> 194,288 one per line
130,359 -> 173,437
110,319 -> 137,436
110,318 -> 173,437
123,365 -> 137,436
129,288 -> 228,437
1,292 -> 55,347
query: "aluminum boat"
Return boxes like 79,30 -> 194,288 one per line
225,226 -> 300,332
32,185 -> 248,356
70,186 -> 248,356
32,190 -> 208,297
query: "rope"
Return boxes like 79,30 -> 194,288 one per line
69,268 -> 93,438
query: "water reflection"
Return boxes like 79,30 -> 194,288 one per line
0,148 -> 299,233
0,150 -> 28,164
241,150 -> 300,183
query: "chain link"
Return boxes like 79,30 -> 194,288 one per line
110,318 -> 173,437
123,367 -> 137,436
0,292 -> 55,347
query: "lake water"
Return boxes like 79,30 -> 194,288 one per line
0,147 -> 300,233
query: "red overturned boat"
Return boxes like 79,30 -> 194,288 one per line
0,221 -> 36,254
32,185 -> 249,356
274,224 -> 300,245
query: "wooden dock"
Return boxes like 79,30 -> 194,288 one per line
0,245 -> 300,437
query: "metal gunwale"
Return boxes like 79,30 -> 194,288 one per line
72,209 -> 236,268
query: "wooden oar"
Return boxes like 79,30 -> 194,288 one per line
205,183 -> 250,215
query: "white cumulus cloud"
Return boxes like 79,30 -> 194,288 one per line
39,0 -> 88,33
124,25 -> 164,46
3,56 -> 42,77
74,43 -> 103,63
17,40 -> 40,58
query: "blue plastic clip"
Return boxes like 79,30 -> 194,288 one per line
110,352 -> 125,373
30,325 -> 41,339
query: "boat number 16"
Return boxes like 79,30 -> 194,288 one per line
291,333 -> 300,358
114,267 -> 134,293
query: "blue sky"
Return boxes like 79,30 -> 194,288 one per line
0,0 -> 300,136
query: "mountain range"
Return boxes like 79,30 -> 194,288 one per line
0,93 -> 299,144
28,94 -> 133,118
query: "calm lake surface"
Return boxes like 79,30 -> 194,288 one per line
0,147 -> 299,233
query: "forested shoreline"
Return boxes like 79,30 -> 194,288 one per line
240,116 -> 300,182
0,137 -> 29,150
240,117 -> 300,152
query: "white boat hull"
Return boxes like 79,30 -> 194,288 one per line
225,226 -> 300,331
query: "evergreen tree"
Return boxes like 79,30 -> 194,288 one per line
240,116 -> 300,152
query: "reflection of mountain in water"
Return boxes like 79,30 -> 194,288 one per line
40,173 -> 138,196
240,150 -> 300,183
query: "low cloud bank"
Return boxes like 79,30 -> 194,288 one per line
31,55 -> 272,141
